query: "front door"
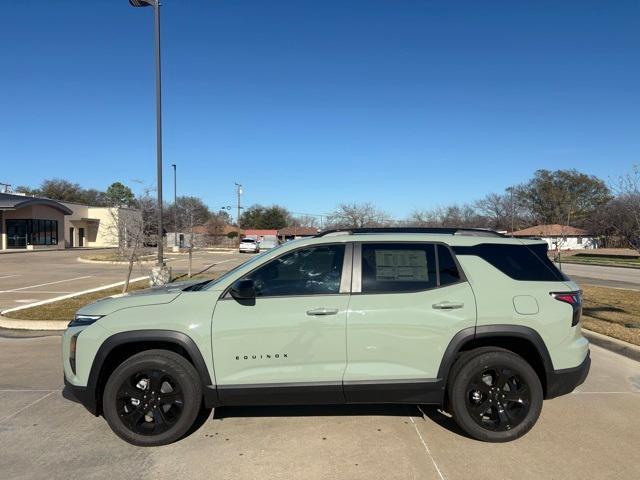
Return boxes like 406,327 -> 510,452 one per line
344,242 -> 477,403
78,228 -> 85,247
212,243 -> 352,405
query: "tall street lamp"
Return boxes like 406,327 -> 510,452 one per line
129,0 -> 167,281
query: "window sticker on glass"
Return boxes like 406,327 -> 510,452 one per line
374,250 -> 428,282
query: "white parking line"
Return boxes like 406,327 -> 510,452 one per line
0,389 -> 60,392
410,405 -> 446,480
0,276 -> 148,315
0,276 -> 92,293
0,275 -> 21,280
0,391 -> 56,423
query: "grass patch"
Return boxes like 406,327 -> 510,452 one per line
582,285 -> 640,346
80,251 -> 155,262
2,273 -> 219,322
558,254 -> 640,268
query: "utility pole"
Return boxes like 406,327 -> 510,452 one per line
235,182 -> 242,244
172,163 -> 177,250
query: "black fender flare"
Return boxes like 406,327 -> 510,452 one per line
84,330 -> 215,414
437,324 -> 554,382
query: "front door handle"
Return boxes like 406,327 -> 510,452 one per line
432,301 -> 464,310
306,308 -> 339,316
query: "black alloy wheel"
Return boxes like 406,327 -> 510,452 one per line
116,369 -> 185,436
448,349 -> 543,442
103,349 -> 203,446
465,366 -> 531,432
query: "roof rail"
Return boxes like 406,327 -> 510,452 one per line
315,227 -> 505,238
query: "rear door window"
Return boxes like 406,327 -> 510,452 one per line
361,244 -> 437,293
437,244 -> 462,286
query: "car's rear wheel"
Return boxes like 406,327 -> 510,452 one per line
448,350 -> 543,442
103,349 -> 202,446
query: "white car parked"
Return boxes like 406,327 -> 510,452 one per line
239,237 -> 260,253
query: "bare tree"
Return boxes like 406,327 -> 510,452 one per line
205,211 -> 231,245
178,197 -> 211,277
104,188 -> 156,293
600,165 -> 640,251
407,204 -> 488,228
289,214 -> 320,228
326,202 -> 391,229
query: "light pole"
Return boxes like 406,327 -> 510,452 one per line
171,163 -> 177,250
129,0 -> 167,281
234,183 -> 243,243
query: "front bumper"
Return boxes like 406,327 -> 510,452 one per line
63,376 -> 98,415
545,350 -> 591,399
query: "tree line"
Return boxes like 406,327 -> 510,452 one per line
16,166 -> 639,250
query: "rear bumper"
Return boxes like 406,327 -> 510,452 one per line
63,376 -> 98,415
545,350 -> 591,399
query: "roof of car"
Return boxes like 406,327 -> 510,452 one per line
280,228 -> 544,249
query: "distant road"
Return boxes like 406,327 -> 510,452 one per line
557,263 -> 640,290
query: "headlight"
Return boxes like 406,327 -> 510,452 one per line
68,315 -> 103,327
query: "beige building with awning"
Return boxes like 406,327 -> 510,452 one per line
0,192 -> 137,251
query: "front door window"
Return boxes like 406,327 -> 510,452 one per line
245,244 -> 345,297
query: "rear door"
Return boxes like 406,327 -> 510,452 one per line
344,242 -> 476,402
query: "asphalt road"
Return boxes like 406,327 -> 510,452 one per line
559,263 -> 640,290
0,249 -> 249,311
0,334 -> 637,480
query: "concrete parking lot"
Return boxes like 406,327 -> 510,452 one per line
0,249 -> 248,311
0,333 -> 638,480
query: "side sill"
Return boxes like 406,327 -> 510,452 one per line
217,381 -> 345,406
344,379 -> 444,405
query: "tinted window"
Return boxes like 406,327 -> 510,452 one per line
437,245 -> 461,286
362,244 -> 437,293
453,243 -> 566,281
246,244 -> 345,297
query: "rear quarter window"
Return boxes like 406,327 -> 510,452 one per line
452,243 -> 567,281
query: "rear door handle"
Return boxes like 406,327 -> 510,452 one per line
432,301 -> 464,310
306,308 -> 339,316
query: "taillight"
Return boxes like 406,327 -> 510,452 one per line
551,291 -> 583,327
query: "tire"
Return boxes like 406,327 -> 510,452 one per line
448,349 -> 543,442
102,349 -> 203,447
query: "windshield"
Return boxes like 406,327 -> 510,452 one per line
203,244 -> 286,290
241,238 -> 255,243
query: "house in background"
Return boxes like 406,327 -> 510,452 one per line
278,226 -> 318,242
0,192 -> 137,250
510,224 -> 597,250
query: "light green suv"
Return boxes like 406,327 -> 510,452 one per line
62,227 -> 590,446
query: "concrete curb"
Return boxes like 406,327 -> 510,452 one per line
559,261 -> 639,270
77,257 -> 156,265
0,315 -> 68,331
582,328 -> 640,362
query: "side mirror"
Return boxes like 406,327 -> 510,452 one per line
230,279 -> 256,300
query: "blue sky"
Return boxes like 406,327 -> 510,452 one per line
1,1 -> 638,220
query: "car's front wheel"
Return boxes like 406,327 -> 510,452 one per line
448,349 -> 543,442
102,349 -> 203,446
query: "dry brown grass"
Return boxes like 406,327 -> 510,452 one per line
581,285 -> 640,346
3,273 -> 218,322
